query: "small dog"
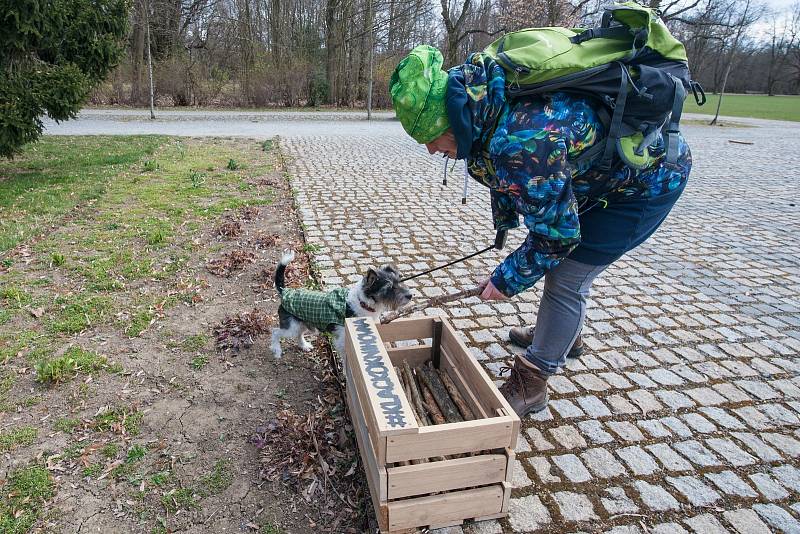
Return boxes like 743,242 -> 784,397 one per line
270,251 -> 412,358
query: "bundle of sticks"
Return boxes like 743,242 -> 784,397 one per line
392,360 -> 477,465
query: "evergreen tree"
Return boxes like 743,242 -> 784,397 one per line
0,0 -> 128,157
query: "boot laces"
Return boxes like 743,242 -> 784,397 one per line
499,364 -> 528,399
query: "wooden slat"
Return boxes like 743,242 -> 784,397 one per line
431,317 -> 443,368
472,511 -> 507,522
344,360 -> 386,465
498,407 -> 519,451
385,417 -> 515,462
441,320 -> 520,446
439,348 -> 489,419
386,345 -> 431,367
345,330 -> 383,461
504,447 -> 516,484
427,519 -> 464,529
387,484 -> 504,531
387,454 -> 507,499
472,483 -> 511,522
376,316 -> 433,342
345,371 -> 388,528
440,322 -> 507,414
345,318 -> 419,438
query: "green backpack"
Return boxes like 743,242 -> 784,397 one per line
483,1 -> 705,170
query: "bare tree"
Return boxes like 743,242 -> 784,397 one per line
765,7 -> 798,95
710,0 -> 762,124
91,0 -> 797,110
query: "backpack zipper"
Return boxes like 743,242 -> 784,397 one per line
496,52 -> 531,76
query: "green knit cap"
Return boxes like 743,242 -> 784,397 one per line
389,45 -> 450,144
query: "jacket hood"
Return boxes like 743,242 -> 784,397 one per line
445,53 -> 508,159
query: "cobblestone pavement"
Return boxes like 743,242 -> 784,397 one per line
283,116 -> 800,533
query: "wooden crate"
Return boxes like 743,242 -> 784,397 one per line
343,316 -> 520,533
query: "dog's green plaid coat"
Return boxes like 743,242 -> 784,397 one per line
280,287 -> 351,331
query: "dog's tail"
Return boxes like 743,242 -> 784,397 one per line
274,250 -> 295,295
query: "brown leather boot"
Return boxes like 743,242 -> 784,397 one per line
499,356 -> 549,417
508,326 -> 584,358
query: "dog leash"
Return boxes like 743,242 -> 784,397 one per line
401,229 -> 508,282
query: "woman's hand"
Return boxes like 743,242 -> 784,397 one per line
478,277 -> 508,301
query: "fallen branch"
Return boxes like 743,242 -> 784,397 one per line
437,368 -> 474,421
380,286 -> 482,323
418,364 -> 463,423
397,365 -> 429,464
402,362 -> 432,427
421,385 -> 446,425
728,139 -> 754,145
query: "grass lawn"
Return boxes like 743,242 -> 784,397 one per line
683,93 -> 800,122
0,135 -> 335,533
0,136 -> 164,251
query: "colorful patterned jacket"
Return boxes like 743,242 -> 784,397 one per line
445,53 -> 691,297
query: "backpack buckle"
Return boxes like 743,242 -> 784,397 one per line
570,29 -> 595,44
663,127 -> 680,169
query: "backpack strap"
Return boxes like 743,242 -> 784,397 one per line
598,62 -> 630,171
663,74 -> 686,168
601,9 -> 614,27
570,26 -> 631,44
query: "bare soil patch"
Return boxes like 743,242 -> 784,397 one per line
0,137 -> 366,533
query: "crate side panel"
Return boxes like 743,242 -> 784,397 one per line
385,418 -> 515,462
376,317 -> 433,342
345,329 -> 384,460
345,317 -> 418,437
439,349 -> 490,419
386,345 -> 432,367
387,484 -> 505,531
441,320 -> 520,444
386,454 -> 507,499
345,370 -> 388,524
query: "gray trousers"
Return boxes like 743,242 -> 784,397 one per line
525,258 -> 608,375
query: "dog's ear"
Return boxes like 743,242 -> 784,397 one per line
380,264 -> 400,277
363,267 -> 378,289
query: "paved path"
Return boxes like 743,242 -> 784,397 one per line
50,110 -> 800,533
44,108 -> 396,137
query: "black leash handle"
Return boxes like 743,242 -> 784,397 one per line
401,230 -> 507,282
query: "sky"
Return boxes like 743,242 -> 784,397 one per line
762,0 -> 795,10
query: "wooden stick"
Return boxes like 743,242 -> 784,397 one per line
393,368 -> 413,466
402,361 -> 432,426
728,139 -> 754,145
421,385 -> 446,425
396,367 -> 422,426
418,364 -> 463,423
394,361 -> 430,465
380,286 -> 482,323
437,368 -> 475,421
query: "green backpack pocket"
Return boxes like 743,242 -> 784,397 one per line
483,1 -> 705,170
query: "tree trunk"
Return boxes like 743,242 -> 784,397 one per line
366,0 -> 375,118
145,0 -> 155,118
131,0 -> 146,105
239,0 -> 255,105
711,0 -> 753,125
325,0 -> 341,105
441,0 -> 472,68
